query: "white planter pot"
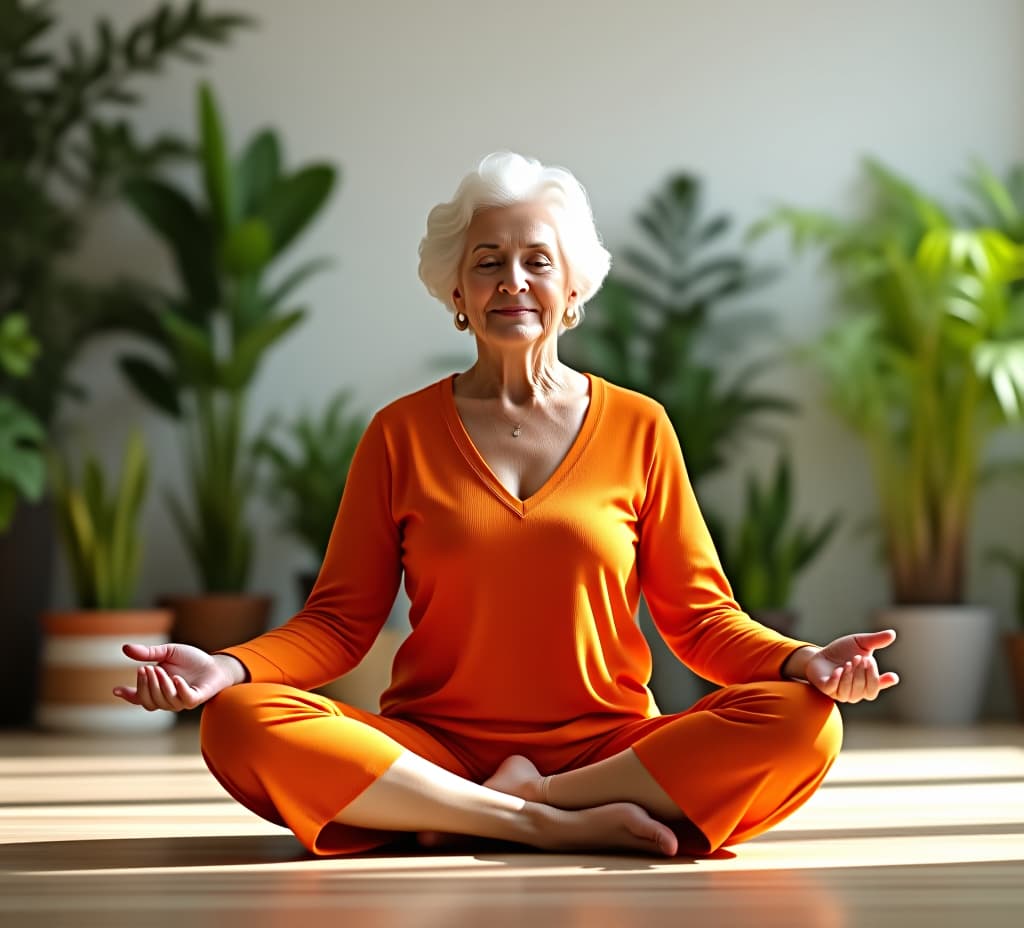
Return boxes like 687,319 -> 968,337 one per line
873,605 -> 996,725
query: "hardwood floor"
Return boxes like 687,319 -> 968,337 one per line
1,719 -> 1022,927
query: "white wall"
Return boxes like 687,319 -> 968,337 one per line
51,0 -> 1024,715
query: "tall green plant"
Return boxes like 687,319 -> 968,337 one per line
754,158 -> 1024,604
50,431 -> 149,610
0,0 -> 251,440
119,83 -> 337,592
564,173 -> 794,487
255,390 -> 368,565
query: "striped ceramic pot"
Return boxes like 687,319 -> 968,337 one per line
37,609 -> 176,733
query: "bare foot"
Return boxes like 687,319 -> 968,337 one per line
526,801 -> 678,857
482,755 -> 545,802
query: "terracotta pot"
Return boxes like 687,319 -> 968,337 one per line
316,627 -> 404,712
161,593 -> 273,654
37,608 -> 175,733
1006,632 -> 1024,722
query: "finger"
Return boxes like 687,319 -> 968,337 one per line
861,656 -> 881,701
153,665 -> 182,706
171,674 -> 201,710
852,629 -> 896,653
122,642 -> 174,664
837,662 -> 854,702
112,685 -> 141,706
816,665 -> 842,697
878,671 -> 901,690
134,665 -> 158,711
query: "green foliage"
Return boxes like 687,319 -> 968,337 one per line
708,454 -> 839,611
255,391 -> 368,564
0,313 -> 44,531
754,157 -> 1024,604
564,173 -> 794,488
119,83 -> 338,592
0,0 -> 252,435
50,431 -> 150,610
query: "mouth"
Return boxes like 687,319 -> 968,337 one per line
489,306 -> 536,316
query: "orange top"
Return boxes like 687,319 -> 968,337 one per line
222,374 -> 812,739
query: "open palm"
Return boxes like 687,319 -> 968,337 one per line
806,630 -> 900,703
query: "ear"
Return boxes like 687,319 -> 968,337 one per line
452,287 -> 463,307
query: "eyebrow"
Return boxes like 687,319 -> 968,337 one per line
471,242 -> 549,252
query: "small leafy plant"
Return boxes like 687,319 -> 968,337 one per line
50,431 -> 149,610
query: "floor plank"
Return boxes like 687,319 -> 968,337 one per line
1,720 -> 1022,927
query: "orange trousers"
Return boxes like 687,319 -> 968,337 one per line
200,680 -> 842,857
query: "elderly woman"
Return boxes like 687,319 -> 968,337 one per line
116,152 -> 898,858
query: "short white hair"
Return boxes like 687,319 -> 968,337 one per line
418,152 -> 611,323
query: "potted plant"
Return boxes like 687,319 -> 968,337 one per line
987,545 -> 1024,721
708,452 -> 840,637
756,157 -> 1024,724
117,82 -> 337,653
255,389 -> 368,602
0,0 -> 250,724
38,431 -> 174,733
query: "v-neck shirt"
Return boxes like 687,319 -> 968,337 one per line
223,374 -> 811,740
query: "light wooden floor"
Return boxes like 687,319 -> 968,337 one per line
1,718 -> 1023,928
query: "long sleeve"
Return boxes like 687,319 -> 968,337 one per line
637,408 -> 814,686
219,413 -> 402,688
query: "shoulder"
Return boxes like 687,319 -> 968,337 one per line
590,375 -> 669,429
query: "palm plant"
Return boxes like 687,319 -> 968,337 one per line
0,0 -> 250,449
754,158 -> 1024,604
50,431 -> 149,610
564,173 -> 794,488
118,83 -> 337,592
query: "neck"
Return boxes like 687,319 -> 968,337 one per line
460,342 -> 569,404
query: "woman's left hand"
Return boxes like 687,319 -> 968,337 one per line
804,630 -> 900,703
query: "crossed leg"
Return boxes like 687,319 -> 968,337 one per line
200,680 -> 841,858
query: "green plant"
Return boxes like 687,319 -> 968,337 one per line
708,453 -> 839,612
0,313 -> 44,531
0,0 -> 251,437
987,546 -> 1024,632
255,390 -> 368,565
50,431 -> 149,610
119,83 -> 337,592
564,173 -> 794,488
754,157 -> 1024,604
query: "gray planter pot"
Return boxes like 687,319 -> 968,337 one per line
874,605 -> 996,725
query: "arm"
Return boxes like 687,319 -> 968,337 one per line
637,409 -> 817,685
218,412 -> 403,689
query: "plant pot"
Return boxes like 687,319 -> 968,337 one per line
162,593 -> 273,655
1006,632 -> 1024,722
37,608 -> 175,733
0,498 -> 56,727
316,627 -> 404,712
873,604 -> 996,725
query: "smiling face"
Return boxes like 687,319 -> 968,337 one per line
452,202 -> 578,347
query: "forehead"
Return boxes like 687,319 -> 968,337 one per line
464,202 -> 561,247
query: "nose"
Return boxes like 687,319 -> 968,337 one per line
498,262 -> 528,293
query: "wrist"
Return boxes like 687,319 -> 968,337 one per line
782,646 -> 819,682
212,653 -> 248,686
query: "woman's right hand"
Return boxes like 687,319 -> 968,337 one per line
113,643 -> 246,712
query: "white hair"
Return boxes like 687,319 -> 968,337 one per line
418,152 -> 611,323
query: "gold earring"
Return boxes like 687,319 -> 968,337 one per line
454,311 -> 469,331
562,306 -> 579,328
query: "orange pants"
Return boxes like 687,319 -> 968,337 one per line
200,680 -> 842,857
